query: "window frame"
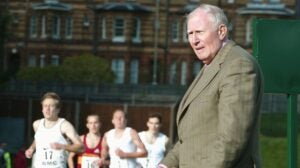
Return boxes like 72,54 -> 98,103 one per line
171,20 -> 179,43
28,55 -> 37,67
169,61 -> 177,84
132,17 -> 141,43
41,15 -> 47,38
65,16 -> 73,39
113,17 -> 126,42
99,17 -> 107,40
193,61 -> 202,78
130,59 -> 139,84
111,59 -> 125,84
40,54 -> 46,68
51,54 -> 60,66
182,19 -> 188,43
52,15 -> 61,39
180,61 -> 187,85
29,15 -> 38,38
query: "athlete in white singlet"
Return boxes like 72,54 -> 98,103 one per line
100,109 -> 147,168
34,118 -> 68,167
25,92 -> 84,168
137,113 -> 169,168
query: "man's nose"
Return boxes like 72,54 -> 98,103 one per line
190,33 -> 200,44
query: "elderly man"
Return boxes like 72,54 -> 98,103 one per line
159,4 -> 263,168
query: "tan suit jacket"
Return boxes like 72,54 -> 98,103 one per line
161,41 -> 264,168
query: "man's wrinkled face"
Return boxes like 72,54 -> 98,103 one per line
187,10 -> 226,65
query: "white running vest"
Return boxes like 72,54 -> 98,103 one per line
106,127 -> 137,168
33,118 -> 68,168
136,131 -> 167,168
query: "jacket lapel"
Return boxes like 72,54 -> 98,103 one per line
182,62 -> 219,111
177,40 -> 235,124
179,66 -> 205,110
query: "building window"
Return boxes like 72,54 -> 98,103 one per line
41,15 -> 47,38
132,18 -> 141,43
40,54 -> 46,68
246,17 -> 254,45
182,20 -> 188,43
113,18 -> 125,42
130,59 -> 139,84
180,61 -> 187,85
52,15 -> 60,39
227,0 -> 235,3
83,15 -> 90,27
65,16 -> 73,39
169,61 -> 177,84
269,0 -> 280,4
99,17 -> 107,40
171,20 -> 179,42
51,55 -> 59,66
46,0 -> 59,3
111,59 -> 125,84
29,16 -> 37,38
193,61 -> 201,79
28,55 -> 36,67
12,14 -> 19,24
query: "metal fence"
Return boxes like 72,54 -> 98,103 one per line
1,81 -> 186,105
1,80 -> 300,112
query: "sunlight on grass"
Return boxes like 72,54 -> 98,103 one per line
261,135 -> 287,168
260,113 -> 300,167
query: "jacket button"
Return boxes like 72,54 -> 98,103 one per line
179,139 -> 183,144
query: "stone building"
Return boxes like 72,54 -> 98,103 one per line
1,0 -> 296,85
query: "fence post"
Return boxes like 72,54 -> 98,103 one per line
287,94 -> 297,168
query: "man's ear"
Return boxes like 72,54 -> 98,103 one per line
218,24 -> 227,40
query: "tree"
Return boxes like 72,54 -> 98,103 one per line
17,66 -> 61,82
17,54 -> 114,84
60,54 -> 114,84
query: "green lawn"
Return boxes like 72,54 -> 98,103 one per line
260,113 -> 300,167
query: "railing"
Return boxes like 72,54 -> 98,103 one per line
1,81 -> 187,104
2,80 -> 300,111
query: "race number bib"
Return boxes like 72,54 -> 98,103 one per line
34,148 -> 67,167
81,155 -> 100,168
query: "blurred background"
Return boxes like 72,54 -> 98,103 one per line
1,0 -> 300,167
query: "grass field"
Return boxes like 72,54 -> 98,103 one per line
260,113 -> 300,167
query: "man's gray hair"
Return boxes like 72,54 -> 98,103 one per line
188,4 -> 229,30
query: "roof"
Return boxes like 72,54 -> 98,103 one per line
237,3 -> 295,16
94,2 -> 152,13
178,3 -> 198,14
32,1 -> 72,11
